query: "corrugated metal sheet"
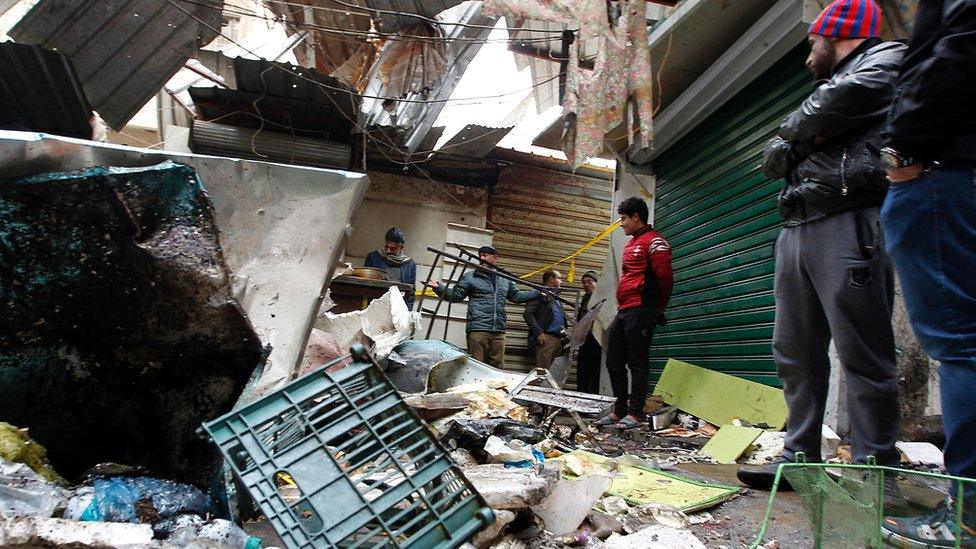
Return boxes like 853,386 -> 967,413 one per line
10,0 -> 223,131
648,45 -> 811,387
0,42 -> 92,139
365,0 -> 465,33
434,124 -> 514,160
189,57 -> 359,143
189,120 -> 351,169
489,155 -> 614,379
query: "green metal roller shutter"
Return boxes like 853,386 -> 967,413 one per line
649,45 -> 811,387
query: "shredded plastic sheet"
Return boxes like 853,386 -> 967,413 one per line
484,0 -> 653,167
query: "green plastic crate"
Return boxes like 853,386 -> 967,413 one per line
202,350 -> 494,548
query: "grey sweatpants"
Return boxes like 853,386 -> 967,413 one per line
773,207 -> 900,465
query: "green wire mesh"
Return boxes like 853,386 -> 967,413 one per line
751,457 -> 976,549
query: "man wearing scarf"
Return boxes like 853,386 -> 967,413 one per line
364,227 -> 417,310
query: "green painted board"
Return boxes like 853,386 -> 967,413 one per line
652,359 -> 788,429
700,425 -> 764,464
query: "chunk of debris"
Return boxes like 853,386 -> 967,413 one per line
739,431 -> 787,465
462,464 -> 560,510
404,393 -> 473,421
557,451 -> 740,512
821,425 -> 842,460
604,524 -> 707,549
530,474 -> 612,535
623,502 -> 690,532
0,461 -> 69,519
0,516 -> 154,547
896,441 -> 944,468
472,509 -> 516,549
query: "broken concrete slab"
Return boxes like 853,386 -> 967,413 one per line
0,516 -> 154,547
461,464 -> 560,510
530,475 -> 612,535
653,359 -> 788,429
604,524 -> 707,549
509,385 -> 616,417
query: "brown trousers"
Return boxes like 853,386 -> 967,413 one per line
467,331 -> 506,367
535,333 -> 565,369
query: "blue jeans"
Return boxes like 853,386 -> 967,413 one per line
881,166 -> 976,482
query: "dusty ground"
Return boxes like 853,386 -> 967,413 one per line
679,463 -> 814,548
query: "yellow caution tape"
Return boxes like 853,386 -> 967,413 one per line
520,220 -> 620,282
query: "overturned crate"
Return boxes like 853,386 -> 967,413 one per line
202,346 -> 494,548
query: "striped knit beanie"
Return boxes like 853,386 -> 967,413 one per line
808,0 -> 881,38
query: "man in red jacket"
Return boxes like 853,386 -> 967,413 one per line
594,197 -> 673,430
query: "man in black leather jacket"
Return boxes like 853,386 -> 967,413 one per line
738,0 -> 906,490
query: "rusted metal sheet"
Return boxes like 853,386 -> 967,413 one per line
489,157 -> 614,377
10,0 -> 223,130
433,124 -> 515,160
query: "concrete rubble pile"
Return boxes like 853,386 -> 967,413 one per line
383,343 -> 745,548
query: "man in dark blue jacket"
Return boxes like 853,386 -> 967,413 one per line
364,227 -> 417,309
427,246 -> 539,367
879,1 -> 976,545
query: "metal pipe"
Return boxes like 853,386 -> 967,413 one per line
425,246 -> 575,307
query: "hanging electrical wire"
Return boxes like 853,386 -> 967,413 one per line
174,0 -> 566,44
168,0 -> 563,105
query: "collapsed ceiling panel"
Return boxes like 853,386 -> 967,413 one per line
364,0 -> 465,33
0,42 -> 93,139
10,0 -> 224,131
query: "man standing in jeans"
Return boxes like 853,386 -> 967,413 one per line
594,197 -> 672,430
738,0 -> 906,489
878,1 -> 976,545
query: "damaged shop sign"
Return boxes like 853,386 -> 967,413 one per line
0,161 -> 264,487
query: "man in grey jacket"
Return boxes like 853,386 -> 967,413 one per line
738,0 -> 906,489
427,246 -> 540,367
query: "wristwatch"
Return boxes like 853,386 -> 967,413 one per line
880,147 -> 916,171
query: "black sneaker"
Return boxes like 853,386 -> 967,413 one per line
883,504 -> 976,548
737,457 -> 798,491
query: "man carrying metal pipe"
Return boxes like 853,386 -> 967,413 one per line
425,246 -> 540,367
